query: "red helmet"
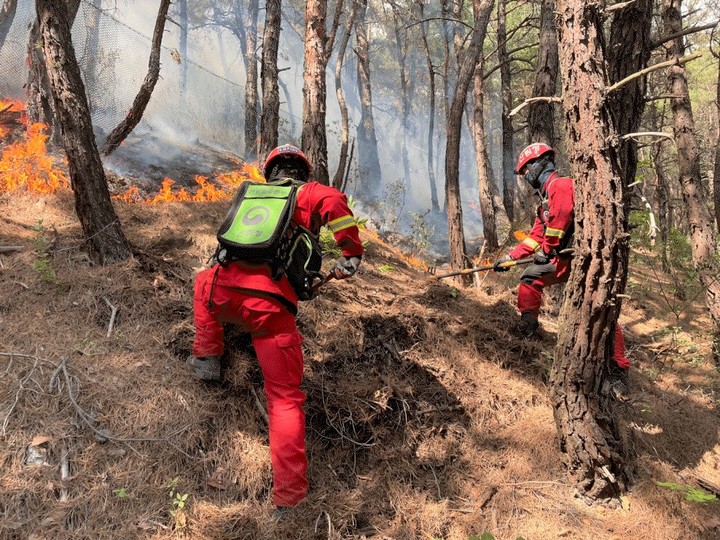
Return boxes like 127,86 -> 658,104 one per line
515,143 -> 554,174
263,144 -> 312,179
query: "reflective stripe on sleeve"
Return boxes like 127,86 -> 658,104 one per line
328,215 -> 356,233
522,237 -> 540,250
545,227 -> 565,238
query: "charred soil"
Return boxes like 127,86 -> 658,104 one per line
0,192 -> 719,540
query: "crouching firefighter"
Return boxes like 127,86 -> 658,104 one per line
188,144 -> 364,517
493,143 -> 631,398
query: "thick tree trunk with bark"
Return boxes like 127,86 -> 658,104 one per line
418,0 -> 439,212
714,57 -> 720,232
36,0 -> 131,264
551,0 -> 630,504
607,0 -> 652,187
445,0 -> 494,279
101,0 -> 171,155
355,0 -> 382,197
302,0 -> 331,185
526,0 -> 558,147
332,0 -> 358,189
0,0 -> 17,52
243,0 -> 260,160
663,0 -> 720,358
498,0 -> 515,222
259,0 -> 281,160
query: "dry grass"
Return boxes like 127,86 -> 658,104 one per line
0,191 -> 718,540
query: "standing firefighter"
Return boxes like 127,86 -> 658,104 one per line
188,144 -> 363,518
493,143 -> 631,397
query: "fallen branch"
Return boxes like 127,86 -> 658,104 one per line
250,386 -> 268,425
621,131 -> 674,141
102,296 -> 118,338
0,246 -> 24,253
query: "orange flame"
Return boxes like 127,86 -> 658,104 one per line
0,123 -> 69,194
0,99 -> 27,139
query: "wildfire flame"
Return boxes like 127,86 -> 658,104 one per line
0,99 -> 27,139
0,122 -> 69,194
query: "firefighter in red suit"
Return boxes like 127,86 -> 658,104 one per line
493,143 -> 630,397
188,145 -> 363,518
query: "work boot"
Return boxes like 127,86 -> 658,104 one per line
519,312 -> 540,338
186,356 -> 222,382
608,362 -> 630,401
271,506 -> 293,522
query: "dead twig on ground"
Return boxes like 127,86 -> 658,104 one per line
2,354 -> 41,436
249,385 -> 268,425
102,297 -> 118,338
0,246 -> 24,253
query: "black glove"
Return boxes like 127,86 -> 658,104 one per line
533,250 -> 553,265
333,255 -> 361,279
493,254 -> 514,272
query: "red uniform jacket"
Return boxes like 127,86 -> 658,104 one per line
208,181 -> 363,308
509,172 -> 574,260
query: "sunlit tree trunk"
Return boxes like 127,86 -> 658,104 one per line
356,0 -> 382,196
417,0 -> 439,212
445,0 -> 494,279
0,0 -> 17,52
36,0 -> 131,264
663,0 -> 720,359
101,0 -> 171,155
260,0 -> 281,160
714,57 -> 720,232
332,0 -> 358,189
551,0 -> 630,503
526,0 -> 558,147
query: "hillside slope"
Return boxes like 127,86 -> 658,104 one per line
1,192 -> 718,540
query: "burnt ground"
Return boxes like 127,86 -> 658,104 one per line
0,191 -> 719,540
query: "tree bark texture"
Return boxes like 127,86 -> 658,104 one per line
259,0 -> 281,161
418,0 -> 439,212
445,0 -> 494,279
244,0 -> 260,160
607,0 -> 652,188
714,56 -> 720,232
663,0 -> 720,356
0,0 -> 17,52
355,0 -> 382,197
498,0 -> 515,222
551,0 -> 630,503
302,0 -> 330,185
101,0 -> 171,155
526,0 -> 558,148
472,60 -> 499,251
332,0 -> 359,189
36,0 -> 131,264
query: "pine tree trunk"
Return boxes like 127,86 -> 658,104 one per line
551,0 -> 630,504
101,0 -> 171,155
302,0 -> 330,185
714,58 -> 720,232
607,0 -> 652,187
391,3 -> 411,189
332,0 -> 358,189
445,0 -> 494,279
36,0 -> 131,264
663,0 -> 720,359
0,0 -> 17,52
497,0 -> 515,222
526,0 -> 558,147
472,60 -> 499,251
259,0 -> 281,160
355,0 -> 382,197
417,0 -> 439,212
243,0 -> 260,160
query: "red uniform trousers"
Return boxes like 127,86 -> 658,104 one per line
193,267 -> 308,507
518,257 -> 630,369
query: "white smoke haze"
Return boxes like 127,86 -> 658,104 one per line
0,0 -> 502,256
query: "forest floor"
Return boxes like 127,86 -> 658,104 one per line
1,189 -> 719,540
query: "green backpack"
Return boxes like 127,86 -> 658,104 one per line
215,179 -> 322,300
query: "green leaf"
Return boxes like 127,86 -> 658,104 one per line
685,488 -> 717,504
